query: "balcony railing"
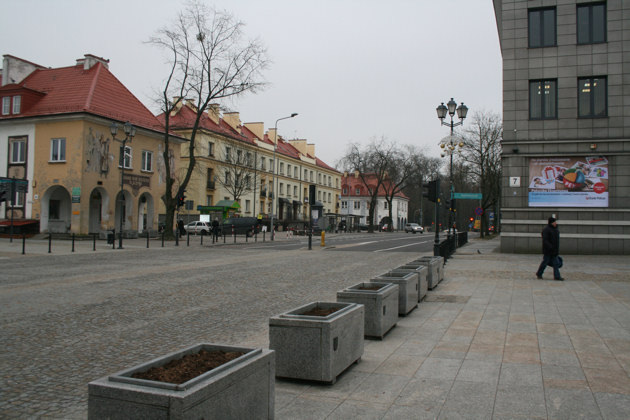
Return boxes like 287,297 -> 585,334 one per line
206,181 -> 216,190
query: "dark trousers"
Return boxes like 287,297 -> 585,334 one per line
536,255 -> 561,279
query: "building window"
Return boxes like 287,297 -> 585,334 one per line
294,167 -> 298,178
224,171 -> 231,185
328,192 -> 331,202
2,97 -> 9,115
245,199 -> 251,213
354,201 -> 361,209
12,96 -> 21,114
119,146 -> 132,169
260,156 -> 266,170
206,195 -> 213,206
578,76 -> 607,118
279,183 -> 284,195
342,187 -> 348,195
529,7 -> 556,48
341,201 -> 347,209
355,187 -> 361,195
279,162 -> 284,175
293,186 -> 298,197
225,146 -> 232,162
10,138 -> 26,163
269,159 -> 273,172
50,138 -> 66,162
141,150 -> 153,172
287,164 -> 291,176
384,202 -> 388,209
529,79 -> 557,120
577,2 -> 606,45
208,142 -> 214,156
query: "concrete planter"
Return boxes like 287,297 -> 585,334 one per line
392,264 -> 428,301
411,256 -> 443,290
88,343 -> 275,420
337,282 -> 399,339
371,271 -> 418,316
269,301 -> 364,384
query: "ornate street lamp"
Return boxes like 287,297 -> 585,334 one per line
270,113 -> 298,240
436,98 -> 468,241
111,121 -> 136,249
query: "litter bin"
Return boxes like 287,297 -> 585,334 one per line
107,231 -> 115,245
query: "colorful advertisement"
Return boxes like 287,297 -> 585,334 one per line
528,156 -> 609,207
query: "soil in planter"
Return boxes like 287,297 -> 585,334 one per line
357,285 -> 383,291
131,350 -> 245,385
301,306 -> 341,316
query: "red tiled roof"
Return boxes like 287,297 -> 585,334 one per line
0,62 -> 165,132
342,173 -> 408,199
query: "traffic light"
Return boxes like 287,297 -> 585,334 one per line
422,180 -> 439,203
450,198 -> 457,212
176,191 -> 186,208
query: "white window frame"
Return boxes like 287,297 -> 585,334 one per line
141,150 -> 153,172
2,97 -> 10,115
10,138 -> 26,164
12,95 -> 21,114
119,145 -> 132,169
50,138 -> 66,162
354,201 -> 361,209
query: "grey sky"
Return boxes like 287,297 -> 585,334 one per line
1,0 -> 502,168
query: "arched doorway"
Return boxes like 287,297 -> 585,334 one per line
89,187 -> 110,234
114,189 -> 133,234
137,192 -> 154,233
41,186 -> 72,233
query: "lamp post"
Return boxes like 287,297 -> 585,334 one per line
111,121 -> 136,249
270,113 -> 298,241
436,98 -> 468,241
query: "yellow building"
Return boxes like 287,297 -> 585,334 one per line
0,54 -> 185,236
164,101 -> 341,229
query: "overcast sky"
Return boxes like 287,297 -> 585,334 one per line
2,0 -> 502,168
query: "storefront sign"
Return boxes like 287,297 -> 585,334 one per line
528,156 -> 608,207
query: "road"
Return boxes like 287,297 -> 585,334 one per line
0,232 -> 436,418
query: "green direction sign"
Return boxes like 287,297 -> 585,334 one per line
453,192 -> 482,200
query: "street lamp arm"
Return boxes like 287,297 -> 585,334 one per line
440,120 -> 464,128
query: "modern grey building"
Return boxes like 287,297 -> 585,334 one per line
493,0 -> 630,255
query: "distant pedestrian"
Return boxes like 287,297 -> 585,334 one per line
212,218 -> 220,241
178,220 -> 185,238
536,217 -> 564,280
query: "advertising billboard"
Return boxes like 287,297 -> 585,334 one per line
528,156 -> 608,207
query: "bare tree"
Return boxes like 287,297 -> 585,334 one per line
215,143 -> 258,202
403,154 -> 442,228
150,1 -> 268,237
339,139 -> 397,232
460,111 -> 503,237
380,145 -> 426,231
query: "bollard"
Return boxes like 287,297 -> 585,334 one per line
112,229 -> 116,250
22,233 -> 26,255
175,230 -> 179,246
308,231 -> 312,250
321,231 -> 325,247
200,234 -> 203,245
72,233 -> 75,252
147,230 -> 150,248
187,231 -> 190,246
161,230 -> 165,247
93,233 -> 96,251
48,233 -> 52,253
263,231 -> 266,242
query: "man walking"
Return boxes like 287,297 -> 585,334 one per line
536,217 -> 563,280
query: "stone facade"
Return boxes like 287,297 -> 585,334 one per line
494,0 -> 630,254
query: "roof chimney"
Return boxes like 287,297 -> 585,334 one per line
208,104 -> 221,124
223,112 -> 241,133
267,128 -> 278,145
244,122 -> 264,139
306,143 -> 315,157
290,139 -> 307,155
76,54 -> 109,70
169,97 -> 185,116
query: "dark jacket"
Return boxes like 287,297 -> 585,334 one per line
541,223 -> 560,256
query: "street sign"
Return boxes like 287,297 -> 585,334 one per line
453,192 -> 482,200
475,207 -> 484,216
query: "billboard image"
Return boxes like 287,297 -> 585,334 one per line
528,156 -> 608,207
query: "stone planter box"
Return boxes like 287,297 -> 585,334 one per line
337,282 -> 399,339
269,301 -> 364,384
392,264 -> 428,301
371,271 -> 418,316
88,343 -> 275,420
411,256 -> 443,290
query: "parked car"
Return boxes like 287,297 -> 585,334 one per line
222,217 -> 260,237
184,221 -> 212,235
404,223 -> 424,234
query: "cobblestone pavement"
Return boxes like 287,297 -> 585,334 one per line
0,236 -> 414,418
2,235 -> 630,419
